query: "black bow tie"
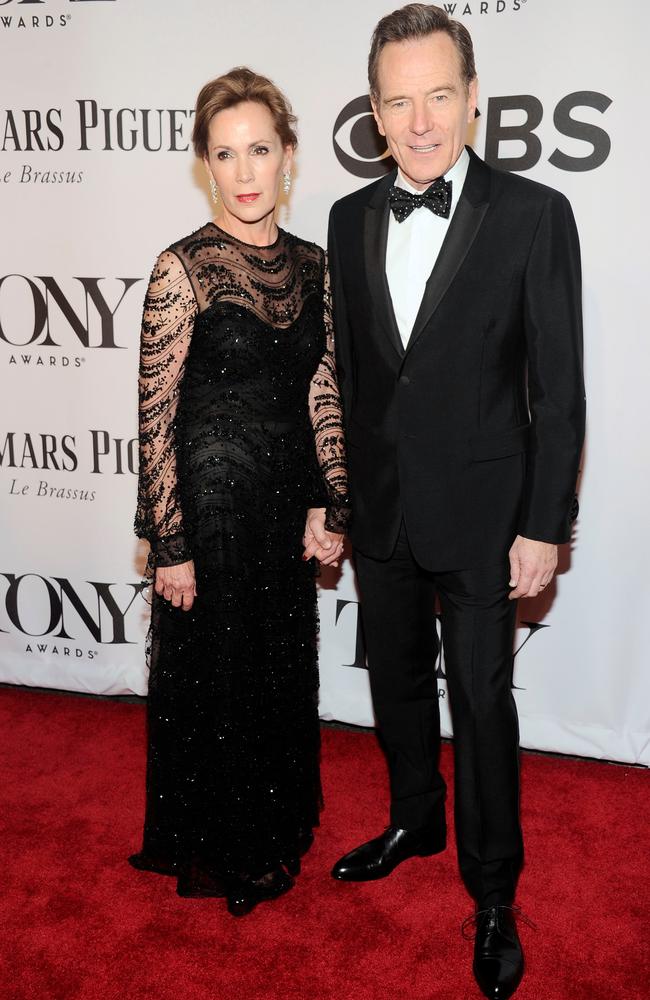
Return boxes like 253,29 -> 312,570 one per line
388,177 -> 452,223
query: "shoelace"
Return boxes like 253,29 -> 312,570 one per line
461,903 -> 537,940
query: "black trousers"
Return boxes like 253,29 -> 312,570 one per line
354,523 -> 523,906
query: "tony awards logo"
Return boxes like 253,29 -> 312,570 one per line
0,274 -> 141,365
0,573 -> 147,661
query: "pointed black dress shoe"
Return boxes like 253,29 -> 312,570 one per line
331,824 -> 446,882
472,905 -> 524,999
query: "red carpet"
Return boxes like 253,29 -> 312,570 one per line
1,686 -> 648,1000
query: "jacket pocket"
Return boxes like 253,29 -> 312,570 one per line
469,422 -> 530,462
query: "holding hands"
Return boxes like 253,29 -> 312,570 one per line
303,508 -> 345,568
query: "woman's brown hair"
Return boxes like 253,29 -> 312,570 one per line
192,66 -> 298,159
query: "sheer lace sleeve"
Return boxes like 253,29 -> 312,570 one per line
308,254 -> 351,533
134,249 -> 198,568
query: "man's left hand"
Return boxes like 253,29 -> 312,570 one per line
508,535 -> 558,600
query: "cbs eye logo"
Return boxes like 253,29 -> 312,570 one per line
332,96 -> 395,179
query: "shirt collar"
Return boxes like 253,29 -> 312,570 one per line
395,146 -> 470,203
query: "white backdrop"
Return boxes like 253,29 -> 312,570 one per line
1,0 -> 648,765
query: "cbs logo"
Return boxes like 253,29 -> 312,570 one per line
333,92 -> 612,177
332,96 -> 394,179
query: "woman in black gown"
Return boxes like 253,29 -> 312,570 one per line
129,67 -> 349,915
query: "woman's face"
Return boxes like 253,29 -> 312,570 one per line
204,100 -> 292,226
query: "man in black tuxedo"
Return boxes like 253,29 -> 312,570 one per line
308,4 -> 584,998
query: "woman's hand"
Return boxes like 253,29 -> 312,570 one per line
154,560 -> 197,611
303,508 -> 344,568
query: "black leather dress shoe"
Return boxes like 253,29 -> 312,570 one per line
472,905 -> 524,999
331,824 -> 446,882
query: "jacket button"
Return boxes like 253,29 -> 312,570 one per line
399,375 -> 410,385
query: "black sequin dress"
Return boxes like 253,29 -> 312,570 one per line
130,223 -> 349,896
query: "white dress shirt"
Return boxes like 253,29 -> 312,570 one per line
386,147 -> 470,350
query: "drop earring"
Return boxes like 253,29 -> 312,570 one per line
283,170 -> 292,195
209,176 -> 218,204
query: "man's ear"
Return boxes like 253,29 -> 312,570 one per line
466,77 -> 479,124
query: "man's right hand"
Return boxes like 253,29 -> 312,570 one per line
154,560 -> 197,611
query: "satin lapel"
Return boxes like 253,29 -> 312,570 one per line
405,149 -> 491,357
364,170 -> 403,361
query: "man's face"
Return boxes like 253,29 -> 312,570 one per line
372,32 -> 477,190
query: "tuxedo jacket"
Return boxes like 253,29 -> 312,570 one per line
328,146 -> 585,570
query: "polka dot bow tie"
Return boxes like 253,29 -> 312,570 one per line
388,177 -> 452,223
